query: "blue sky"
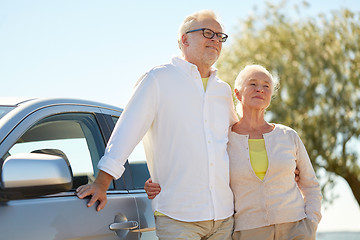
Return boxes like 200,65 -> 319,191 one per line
1,0 -> 360,232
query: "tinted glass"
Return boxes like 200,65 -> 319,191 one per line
111,116 -> 149,189
8,113 -> 110,189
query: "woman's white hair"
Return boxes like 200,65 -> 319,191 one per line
177,10 -> 221,50
234,64 -> 279,116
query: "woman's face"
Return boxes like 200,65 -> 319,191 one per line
236,71 -> 273,111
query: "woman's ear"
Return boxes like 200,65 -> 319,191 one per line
235,89 -> 241,100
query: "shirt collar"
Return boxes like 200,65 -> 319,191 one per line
171,56 -> 218,78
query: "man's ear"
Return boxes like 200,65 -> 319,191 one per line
182,34 -> 189,46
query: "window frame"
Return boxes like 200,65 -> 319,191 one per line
109,116 -> 150,191
0,104 -> 135,195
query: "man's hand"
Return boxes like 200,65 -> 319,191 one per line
76,170 -> 112,211
295,167 -> 300,182
144,178 -> 161,199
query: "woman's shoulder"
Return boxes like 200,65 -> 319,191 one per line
272,123 -> 299,136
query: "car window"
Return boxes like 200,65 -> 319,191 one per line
112,116 -> 149,189
8,113 -> 112,190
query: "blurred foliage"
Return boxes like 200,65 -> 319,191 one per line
217,1 -> 360,206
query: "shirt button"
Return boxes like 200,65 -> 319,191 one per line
210,163 -> 214,166
208,141 -> 211,144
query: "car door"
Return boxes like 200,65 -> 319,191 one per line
109,116 -> 157,240
0,103 -> 145,240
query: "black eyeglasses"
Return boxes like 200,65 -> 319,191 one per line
185,28 -> 228,42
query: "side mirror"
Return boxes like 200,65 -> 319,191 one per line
0,152 -> 73,201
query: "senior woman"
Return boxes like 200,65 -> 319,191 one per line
144,64 -> 321,239
229,64 -> 321,240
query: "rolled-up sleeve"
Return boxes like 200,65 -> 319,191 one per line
98,72 -> 158,179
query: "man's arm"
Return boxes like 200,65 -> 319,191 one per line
76,170 -> 113,211
144,171 -> 300,200
76,72 -> 159,211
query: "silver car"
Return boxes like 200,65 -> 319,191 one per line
0,98 -> 157,240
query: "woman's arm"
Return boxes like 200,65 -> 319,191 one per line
295,134 -> 322,224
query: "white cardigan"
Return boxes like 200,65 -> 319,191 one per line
228,124 -> 322,231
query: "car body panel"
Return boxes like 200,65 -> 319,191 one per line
0,98 -> 157,240
0,194 -> 139,240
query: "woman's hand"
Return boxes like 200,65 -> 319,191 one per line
144,178 -> 161,199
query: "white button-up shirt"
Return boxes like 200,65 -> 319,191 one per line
98,57 -> 238,222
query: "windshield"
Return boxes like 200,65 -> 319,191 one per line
0,106 -> 15,120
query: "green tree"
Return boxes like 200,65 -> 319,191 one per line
217,2 -> 360,206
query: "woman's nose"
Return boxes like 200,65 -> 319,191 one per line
256,87 -> 264,92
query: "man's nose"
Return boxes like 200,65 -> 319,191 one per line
210,35 -> 222,43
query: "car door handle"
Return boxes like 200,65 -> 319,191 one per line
109,221 -> 139,231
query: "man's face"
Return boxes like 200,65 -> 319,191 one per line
182,18 -> 224,68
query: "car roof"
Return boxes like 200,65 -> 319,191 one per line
0,97 -> 36,106
0,97 -> 122,111
0,98 -> 123,145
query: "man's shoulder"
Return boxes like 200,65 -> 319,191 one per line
216,78 -> 230,86
212,77 -> 232,92
147,62 -> 176,75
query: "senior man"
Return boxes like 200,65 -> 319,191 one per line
77,10 -> 237,239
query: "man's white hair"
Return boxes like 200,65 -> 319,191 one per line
177,10 -> 222,50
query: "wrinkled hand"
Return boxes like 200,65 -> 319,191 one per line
144,178 -> 161,200
76,170 -> 112,211
295,167 -> 300,182
76,182 -> 108,211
